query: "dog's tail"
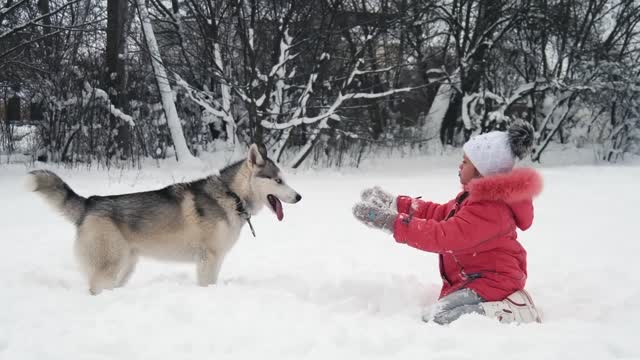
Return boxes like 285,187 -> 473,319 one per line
26,170 -> 87,224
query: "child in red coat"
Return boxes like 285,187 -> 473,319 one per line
353,121 -> 543,325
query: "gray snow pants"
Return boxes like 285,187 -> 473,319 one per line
423,288 -> 486,325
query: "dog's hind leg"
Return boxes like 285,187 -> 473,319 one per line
89,261 -> 123,295
76,216 -> 128,295
196,249 -> 224,286
117,250 -> 139,288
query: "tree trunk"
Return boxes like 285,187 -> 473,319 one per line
106,0 -> 131,159
289,123 -> 324,168
68,0 -> 95,62
37,0 -> 52,54
136,0 -> 197,163
422,72 -> 458,152
440,91 -> 462,145
532,94 -> 577,162
435,0 -> 504,146
214,42 -> 236,145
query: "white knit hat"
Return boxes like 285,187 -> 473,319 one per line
462,121 -> 535,176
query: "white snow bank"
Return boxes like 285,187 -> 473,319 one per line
0,158 -> 638,359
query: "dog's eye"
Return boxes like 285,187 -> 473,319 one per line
274,178 -> 282,184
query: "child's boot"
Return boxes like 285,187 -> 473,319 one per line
480,290 -> 542,324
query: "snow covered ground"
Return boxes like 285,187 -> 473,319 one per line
1,152 -> 639,360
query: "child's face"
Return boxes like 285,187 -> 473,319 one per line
459,154 -> 480,185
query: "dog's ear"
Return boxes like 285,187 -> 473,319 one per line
257,143 -> 268,159
248,143 -> 266,168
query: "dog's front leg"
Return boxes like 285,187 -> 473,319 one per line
196,249 -> 224,286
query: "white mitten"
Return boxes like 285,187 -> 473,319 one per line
360,186 -> 397,211
352,201 -> 396,233
480,290 -> 542,324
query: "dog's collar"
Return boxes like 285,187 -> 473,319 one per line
226,191 -> 256,237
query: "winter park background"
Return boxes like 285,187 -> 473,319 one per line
1,0 -> 640,359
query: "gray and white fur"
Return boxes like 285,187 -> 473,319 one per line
26,144 -> 301,295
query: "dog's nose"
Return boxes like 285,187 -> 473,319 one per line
295,193 -> 302,202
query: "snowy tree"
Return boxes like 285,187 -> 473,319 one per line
135,0 -> 197,164
2,0 -> 640,166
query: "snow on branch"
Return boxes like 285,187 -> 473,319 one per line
174,76 -> 230,122
83,82 -> 135,127
346,58 -> 364,87
212,41 -> 237,144
289,72 -> 319,119
425,67 -> 448,78
536,93 -> 572,137
351,65 -> 396,78
175,74 -> 238,144
260,50 -> 424,131
261,85 -> 421,131
461,81 -> 548,130
345,86 -> 417,100
461,93 -> 479,129
268,28 -> 297,78
261,93 -> 342,131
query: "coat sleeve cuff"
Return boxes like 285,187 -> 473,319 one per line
395,196 -> 413,214
393,213 -> 410,244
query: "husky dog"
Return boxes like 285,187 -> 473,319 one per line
27,144 -> 301,295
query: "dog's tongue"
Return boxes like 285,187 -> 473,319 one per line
274,197 -> 283,221
268,195 -> 284,221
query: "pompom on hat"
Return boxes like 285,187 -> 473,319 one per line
462,120 -> 535,176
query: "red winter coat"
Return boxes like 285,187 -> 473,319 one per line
393,168 -> 543,301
